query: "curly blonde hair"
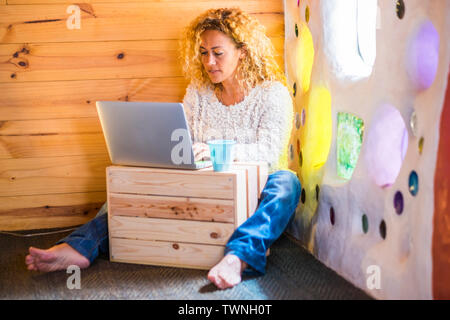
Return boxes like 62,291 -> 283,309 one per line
179,8 -> 287,93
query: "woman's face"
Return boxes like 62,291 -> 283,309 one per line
199,30 -> 245,84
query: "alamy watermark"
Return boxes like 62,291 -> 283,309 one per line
66,265 -> 81,290
66,5 -> 81,30
366,265 -> 381,290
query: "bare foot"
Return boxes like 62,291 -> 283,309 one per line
207,254 -> 247,289
25,243 -> 90,273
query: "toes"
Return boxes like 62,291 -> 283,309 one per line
208,255 -> 244,290
214,276 -> 227,290
208,271 -> 223,289
29,247 -> 55,262
209,269 -> 241,290
207,266 -> 217,279
27,263 -> 37,271
219,273 -> 241,289
29,246 -> 39,256
25,254 -> 34,264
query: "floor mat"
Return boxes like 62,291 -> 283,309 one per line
0,229 -> 372,300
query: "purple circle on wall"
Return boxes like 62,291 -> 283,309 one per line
364,104 -> 409,188
394,191 -> 404,215
407,20 -> 440,91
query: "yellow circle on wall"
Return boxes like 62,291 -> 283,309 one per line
301,86 -> 332,171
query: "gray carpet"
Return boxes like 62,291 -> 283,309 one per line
0,228 -> 372,300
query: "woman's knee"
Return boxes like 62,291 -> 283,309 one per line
272,170 -> 301,200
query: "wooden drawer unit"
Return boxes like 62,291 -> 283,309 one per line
107,162 -> 268,270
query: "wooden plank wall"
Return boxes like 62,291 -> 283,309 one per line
0,0 -> 284,231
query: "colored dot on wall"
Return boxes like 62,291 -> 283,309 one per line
299,150 -> 303,167
394,191 -> 404,215
409,111 -> 418,137
315,185 -> 320,201
409,170 -> 419,196
407,21 -> 440,91
396,0 -> 405,19
301,188 -> 306,204
301,109 -> 306,126
379,220 -> 387,239
295,112 -> 301,129
418,137 -> 424,154
297,0 -> 300,7
296,139 -> 300,153
305,6 -> 310,23
330,207 -> 335,226
293,82 -> 297,97
295,23 -> 298,37
362,214 -> 369,234
364,103 -> 408,188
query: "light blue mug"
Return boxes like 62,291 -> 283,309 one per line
207,140 -> 236,172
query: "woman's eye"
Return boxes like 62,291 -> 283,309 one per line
200,51 -> 207,55
214,52 -> 223,56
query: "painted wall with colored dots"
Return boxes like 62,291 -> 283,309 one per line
284,0 -> 450,299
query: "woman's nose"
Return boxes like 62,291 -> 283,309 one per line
206,53 -> 216,66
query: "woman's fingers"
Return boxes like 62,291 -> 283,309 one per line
193,143 -> 209,157
194,149 -> 211,161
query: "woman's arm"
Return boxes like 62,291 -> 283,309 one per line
183,85 -> 211,161
182,84 -> 199,142
233,84 -> 293,171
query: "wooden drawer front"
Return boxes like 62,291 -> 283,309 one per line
110,216 -> 234,245
107,167 -> 235,199
233,164 -> 259,218
108,193 -> 235,223
110,238 -> 224,270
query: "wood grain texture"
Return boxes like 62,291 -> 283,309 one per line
0,40 -> 182,82
106,163 -> 261,268
0,77 -> 188,121
110,237 -> 225,270
110,215 -> 234,245
2,191 -> 106,211
0,38 -> 282,83
235,161 -> 269,197
0,132 -> 108,159
107,166 -> 237,199
233,167 -> 248,228
233,163 -> 258,218
8,0 -> 234,3
0,200 -> 103,231
108,192 -> 235,223
0,118 -> 101,135
0,154 -> 110,196
0,2 -> 283,43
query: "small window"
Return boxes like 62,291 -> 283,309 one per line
321,0 -> 377,81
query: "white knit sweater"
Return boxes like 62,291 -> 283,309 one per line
183,81 -> 293,173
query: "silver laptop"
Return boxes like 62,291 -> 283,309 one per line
96,101 -> 211,169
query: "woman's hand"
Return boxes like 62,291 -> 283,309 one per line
193,142 -> 211,162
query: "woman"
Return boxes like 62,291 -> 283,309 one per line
25,8 -> 301,290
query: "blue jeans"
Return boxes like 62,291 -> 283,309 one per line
57,170 -> 301,275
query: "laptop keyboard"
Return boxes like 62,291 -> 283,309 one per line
194,160 -> 212,168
